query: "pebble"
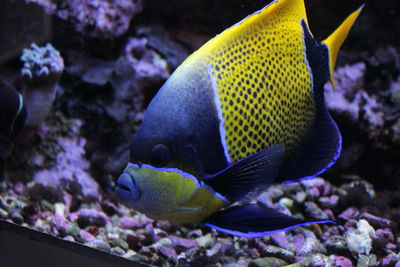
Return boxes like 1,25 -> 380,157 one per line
158,245 -> 177,260
40,200 -> 54,212
270,232 -> 293,250
248,257 -> 288,267
206,242 -> 222,257
381,254 -> 397,266
169,235 -> 198,249
318,195 -> 339,209
123,250 -> 149,263
51,214 -> 69,236
54,202 -> 66,217
304,201 -> 329,219
374,228 -> 395,250
356,254 -> 377,267
10,211 -> 23,224
329,255 -> 353,267
0,207 -> 8,219
324,235 -> 348,253
310,253 -> 331,267
119,216 -> 153,229
111,246 -> 126,256
346,219 -> 376,255
258,243 -> 295,262
339,207 -> 360,221
101,200 -> 118,216
77,208 -> 109,228
196,233 -> 214,248
66,223 -> 80,237
126,234 -> 143,250
361,212 -> 393,229
85,239 -> 111,252
78,230 -> 95,243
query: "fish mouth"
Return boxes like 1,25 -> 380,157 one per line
115,172 -> 141,201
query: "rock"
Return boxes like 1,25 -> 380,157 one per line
380,254 -> 398,266
126,234 -> 143,250
318,195 -> 339,209
158,245 -> 177,260
63,235 -> 75,242
0,208 -> 8,219
258,243 -> 295,262
324,235 -> 348,254
10,211 -> 23,224
169,235 -> 198,249
101,200 -> 118,216
304,201 -> 329,220
85,239 -> 111,252
339,207 -> 360,221
119,216 -> 153,229
310,253 -> 331,267
76,208 -> 109,228
270,232 -> 293,251
329,255 -> 353,267
206,242 -> 222,257
356,254 -> 377,267
66,223 -> 80,237
373,228 -> 395,251
28,183 -> 64,203
345,219 -> 376,255
123,250 -> 149,263
54,202 -> 65,217
248,257 -> 288,267
111,246 -> 126,256
196,233 -> 214,248
54,0 -> 143,38
29,133 -> 101,203
51,214 -> 69,236
78,230 -> 95,243
360,212 -> 393,229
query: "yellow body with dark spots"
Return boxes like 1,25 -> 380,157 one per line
178,0 -> 315,162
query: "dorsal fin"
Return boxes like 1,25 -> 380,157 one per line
322,5 -> 364,89
202,0 -> 308,53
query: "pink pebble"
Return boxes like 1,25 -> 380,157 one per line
79,230 -> 95,242
329,255 -> 353,267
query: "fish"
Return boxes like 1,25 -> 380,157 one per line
116,0 -> 363,237
0,78 -> 26,178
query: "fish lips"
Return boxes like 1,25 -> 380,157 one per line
116,172 -> 141,201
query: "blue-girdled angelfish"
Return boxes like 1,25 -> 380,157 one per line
0,78 -> 26,178
116,0 -> 363,237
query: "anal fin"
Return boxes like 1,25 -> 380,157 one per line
203,204 -> 334,238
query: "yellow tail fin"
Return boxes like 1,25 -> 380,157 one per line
322,5 -> 364,89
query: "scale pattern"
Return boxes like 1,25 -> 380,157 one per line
206,0 -> 315,163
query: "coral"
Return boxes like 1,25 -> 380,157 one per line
20,43 -> 64,128
26,0 -> 143,38
28,120 -> 101,202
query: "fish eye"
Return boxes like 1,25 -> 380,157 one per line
151,144 -> 170,167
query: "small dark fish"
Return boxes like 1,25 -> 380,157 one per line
116,0 -> 363,237
0,78 -> 26,176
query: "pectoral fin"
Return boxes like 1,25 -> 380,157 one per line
204,204 -> 335,238
204,144 -> 285,201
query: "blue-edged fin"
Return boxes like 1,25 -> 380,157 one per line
204,204 -> 335,238
204,144 -> 285,201
276,101 -> 342,183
